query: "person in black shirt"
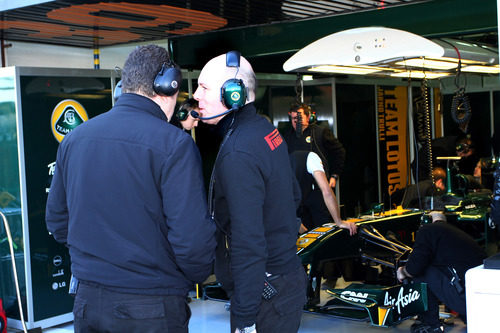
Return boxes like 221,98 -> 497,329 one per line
283,103 -> 345,189
290,150 -> 356,235
491,162 -> 500,227
397,212 -> 486,333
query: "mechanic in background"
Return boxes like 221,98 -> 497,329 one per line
397,212 -> 486,333
390,167 -> 446,209
491,162 -> 500,227
290,150 -> 357,235
283,103 -> 345,189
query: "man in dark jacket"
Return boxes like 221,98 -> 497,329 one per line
283,103 -> 345,189
391,167 -> 446,209
45,45 -> 216,333
397,212 -> 486,333
492,162 -> 500,227
193,51 -> 307,333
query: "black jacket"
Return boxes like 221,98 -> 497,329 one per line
283,123 -> 345,178
406,222 -> 486,282
492,162 -> 500,227
46,93 -> 216,295
212,103 -> 301,328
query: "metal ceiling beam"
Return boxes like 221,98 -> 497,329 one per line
170,0 -> 497,73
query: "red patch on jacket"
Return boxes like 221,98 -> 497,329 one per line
264,129 -> 283,151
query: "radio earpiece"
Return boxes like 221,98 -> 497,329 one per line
220,51 -> 247,109
153,60 -> 182,96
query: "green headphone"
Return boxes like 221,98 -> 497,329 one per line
176,108 -> 189,121
220,51 -> 247,109
175,98 -> 198,121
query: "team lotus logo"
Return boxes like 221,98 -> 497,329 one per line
305,135 -> 312,143
230,91 -> 240,102
51,99 -> 88,142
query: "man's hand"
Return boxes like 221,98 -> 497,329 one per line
299,223 -> 308,234
235,324 -> 256,333
340,221 -> 357,236
329,176 -> 337,189
397,266 -> 411,283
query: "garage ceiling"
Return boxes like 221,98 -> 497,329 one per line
0,0 -> 497,73
0,0 -> 429,48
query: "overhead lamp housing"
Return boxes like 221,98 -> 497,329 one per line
283,27 -> 499,78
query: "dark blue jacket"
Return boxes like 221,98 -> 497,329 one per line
212,103 -> 301,328
46,93 -> 216,295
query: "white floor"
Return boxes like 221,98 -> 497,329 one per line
8,297 -> 467,333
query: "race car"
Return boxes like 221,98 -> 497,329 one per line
296,208 -> 429,326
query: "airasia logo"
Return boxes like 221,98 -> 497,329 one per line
384,286 -> 421,314
0,3 -> 227,45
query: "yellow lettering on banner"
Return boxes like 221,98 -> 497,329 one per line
385,109 -> 398,121
386,121 -> 398,137
378,86 -> 409,196
387,149 -> 399,162
379,113 -> 386,141
378,88 -> 386,141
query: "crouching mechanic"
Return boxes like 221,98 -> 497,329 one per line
193,51 -> 307,333
46,45 -> 216,333
397,212 -> 486,333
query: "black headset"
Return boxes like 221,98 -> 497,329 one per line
176,108 -> 190,121
176,98 -> 198,121
113,79 -> 122,101
220,50 -> 247,109
153,59 -> 182,96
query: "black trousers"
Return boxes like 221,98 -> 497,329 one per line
230,265 -> 308,333
414,266 -> 466,327
73,282 -> 191,333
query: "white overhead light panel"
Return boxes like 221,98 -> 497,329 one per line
460,65 -> 500,74
283,27 -> 499,79
394,58 -> 458,70
308,65 -> 384,75
390,71 -> 452,79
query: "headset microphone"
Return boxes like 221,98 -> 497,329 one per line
191,105 -> 239,120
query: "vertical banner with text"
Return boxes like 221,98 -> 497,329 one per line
377,86 -> 409,201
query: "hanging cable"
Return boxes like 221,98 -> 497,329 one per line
421,78 -> 434,184
440,41 -> 472,128
295,73 -> 303,105
0,211 -> 28,333
294,74 -> 304,138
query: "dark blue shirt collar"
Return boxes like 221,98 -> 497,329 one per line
114,93 -> 169,122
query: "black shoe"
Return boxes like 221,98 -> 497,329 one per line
410,322 -> 444,333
